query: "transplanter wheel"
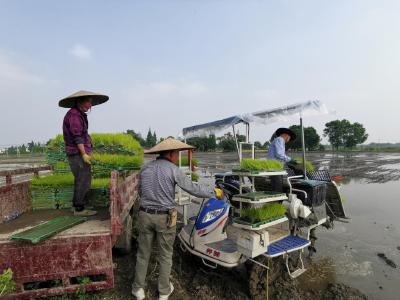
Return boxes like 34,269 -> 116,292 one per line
247,256 -> 283,300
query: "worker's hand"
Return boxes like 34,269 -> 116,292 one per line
82,153 -> 92,165
214,187 -> 224,200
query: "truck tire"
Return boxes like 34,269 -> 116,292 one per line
116,214 -> 133,254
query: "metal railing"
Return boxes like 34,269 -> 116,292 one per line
0,166 -> 51,186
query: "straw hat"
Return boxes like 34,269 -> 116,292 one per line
145,137 -> 195,154
58,90 -> 109,108
275,128 -> 297,141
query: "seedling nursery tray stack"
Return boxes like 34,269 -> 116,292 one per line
230,160 -> 291,257
31,133 -> 143,210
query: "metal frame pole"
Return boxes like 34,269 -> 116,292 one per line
232,125 -> 240,161
300,116 -> 307,179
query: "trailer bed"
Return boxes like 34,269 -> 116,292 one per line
0,208 -> 110,242
0,169 -> 139,299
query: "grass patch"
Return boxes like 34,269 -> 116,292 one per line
240,203 -> 287,223
240,159 -> 284,171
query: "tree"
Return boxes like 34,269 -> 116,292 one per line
126,130 -> 146,147
26,141 -> 45,153
217,132 -> 237,152
217,132 -> 245,152
207,134 -> 217,151
254,141 -> 263,149
262,141 -> 271,149
152,131 -> 157,145
287,125 -> 321,151
7,146 -> 17,155
324,119 -> 368,150
187,135 -> 217,152
323,120 -> 349,150
18,144 -> 27,154
145,128 -> 157,148
28,141 -> 35,153
344,122 -> 368,149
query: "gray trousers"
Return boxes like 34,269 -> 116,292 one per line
133,211 -> 176,295
67,154 -> 91,208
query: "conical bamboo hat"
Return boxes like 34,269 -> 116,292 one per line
59,90 -> 109,108
144,137 -> 195,154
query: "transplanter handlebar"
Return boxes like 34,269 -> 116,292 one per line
286,175 -> 304,196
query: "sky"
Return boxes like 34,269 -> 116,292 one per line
0,0 -> 399,147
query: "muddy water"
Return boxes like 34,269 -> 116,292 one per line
193,151 -> 400,300
0,157 -> 47,185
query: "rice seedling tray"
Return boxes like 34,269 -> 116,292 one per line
31,187 -> 74,209
232,216 -> 288,230
10,216 -> 87,244
231,168 -> 287,176
232,191 -> 288,203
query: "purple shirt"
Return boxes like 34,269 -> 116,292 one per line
62,108 -> 92,155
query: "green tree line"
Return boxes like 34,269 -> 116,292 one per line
1,141 -> 46,155
126,119 -> 369,152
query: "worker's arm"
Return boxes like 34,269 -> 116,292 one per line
174,168 -> 214,199
76,144 -> 86,156
77,144 -> 91,164
274,137 -> 291,163
68,114 -> 91,163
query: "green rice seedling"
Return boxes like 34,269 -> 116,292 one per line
31,174 -> 75,190
240,159 -> 284,171
191,172 -> 199,182
53,161 -> 70,173
46,134 -> 64,150
91,133 -> 143,156
92,153 -> 143,168
0,268 -> 16,296
241,203 -> 287,223
292,157 -> 314,172
91,153 -> 143,178
91,177 -> 111,189
46,133 -> 144,168
175,156 -> 198,167
31,174 -> 110,190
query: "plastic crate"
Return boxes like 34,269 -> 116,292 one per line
291,179 -> 327,206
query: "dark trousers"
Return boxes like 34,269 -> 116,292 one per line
67,155 -> 91,208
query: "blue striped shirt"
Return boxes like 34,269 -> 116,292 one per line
139,157 -> 213,210
267,136 -> 291,163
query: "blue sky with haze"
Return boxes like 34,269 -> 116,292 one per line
0,0 -> 399,146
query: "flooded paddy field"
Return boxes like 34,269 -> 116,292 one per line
0,155 -> 46,186
2,152 -> 399,299
193,152 -> 400,300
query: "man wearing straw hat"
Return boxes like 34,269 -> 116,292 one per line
59,90 -> 108,216
132,137 -> 223,300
